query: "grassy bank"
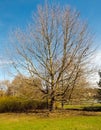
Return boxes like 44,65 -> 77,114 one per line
0,112 -> 101,130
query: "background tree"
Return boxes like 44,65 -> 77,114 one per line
10,3 -> 94,111
0,80 -> 10,96
6,74 -> 43,100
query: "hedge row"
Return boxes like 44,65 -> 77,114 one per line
0,97 -> 47,112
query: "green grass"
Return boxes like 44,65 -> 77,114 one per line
64,103 -> 101,110
0,113 -> 101,130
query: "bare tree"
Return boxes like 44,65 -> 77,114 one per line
10,4 -> 94,111
6,74 -> 43,99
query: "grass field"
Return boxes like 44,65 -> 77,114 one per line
0,112 -> 101,130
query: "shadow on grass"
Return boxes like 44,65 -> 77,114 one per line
83,106 -> 101,111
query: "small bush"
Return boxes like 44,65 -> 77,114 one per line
0,97 -> 47,113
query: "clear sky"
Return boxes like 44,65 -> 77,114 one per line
0,0 -> 101,82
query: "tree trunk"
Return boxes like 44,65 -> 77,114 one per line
49,97 -> 54,111
61,100 -> 64,109
46,97 -> 49,109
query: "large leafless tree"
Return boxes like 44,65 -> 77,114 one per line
10,4 -> 94,111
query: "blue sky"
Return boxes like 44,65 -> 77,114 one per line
0,0 -> 101,81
